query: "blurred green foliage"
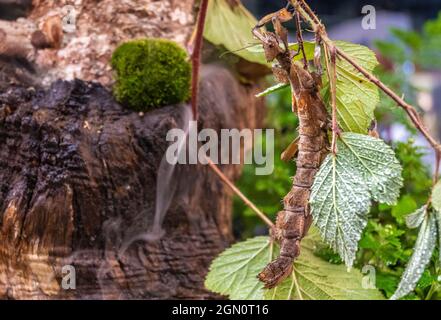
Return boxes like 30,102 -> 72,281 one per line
375,12 -> 441,70
374,12 -> 441,132
356,141 -> 440,300
233,84 -> 297,239
354,17 -> 441,301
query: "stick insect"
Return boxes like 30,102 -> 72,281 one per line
253,3 -> 331,289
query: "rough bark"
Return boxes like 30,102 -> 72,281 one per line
0,64 -> 264,299
0,0 -> 197,87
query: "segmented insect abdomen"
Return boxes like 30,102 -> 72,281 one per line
258,85 -> 329,289
281,96 -> 328,249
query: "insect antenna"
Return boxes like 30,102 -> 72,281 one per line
285,1 -> 296,15
218,43 -> 262,59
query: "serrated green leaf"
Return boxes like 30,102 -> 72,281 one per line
310,144 -> 371,267
255,83 -> 289,98
205,233 -> 384,300
391,210 -> 437,300
405,205 -> 427,229
340,133 -> 403,204
431,179 -> 441,211
266,236 -> 384,300
322,41 -> 380,133
204,0 -> 268,66
416,270 -> 436,290
310,133 -> 403,267
204,236 -> 269,300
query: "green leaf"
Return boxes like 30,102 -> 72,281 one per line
431,179 -> 441,212
405,205 -> 427,229
310,146 -> 371,266
310,133 -> 403,266
204,0 -> 268,66
375,272 -> 400,298
390,28 -> 422,50
265,235 -> 384,300
287,41 -> 316,62
424,12 -> 441,36
255,83 -> 289,98
322,41 -> 380,133
205,233 -> 384,300
391,209 -> 437,300
340,133 -> 403,204
204,236 -> 269,300
416,270 -> 436,290
374,40 -> 407,64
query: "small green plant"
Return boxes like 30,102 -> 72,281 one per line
111,38 -> 191,111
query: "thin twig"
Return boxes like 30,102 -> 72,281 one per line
434,152 -> 440,185
190,0 -> 209,120
323,43 -> 339,154
336,48 -> 441,155
295,0 -> 321,26
313,33 -> 323,75
294,11 -> 308,70
189,0 -> 273,228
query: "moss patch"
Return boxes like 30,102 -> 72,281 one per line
111,38 -> 191,111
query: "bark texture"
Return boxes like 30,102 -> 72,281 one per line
0,65 -> 264,299
0,0 -> 197,87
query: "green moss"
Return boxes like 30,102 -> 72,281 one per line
111,38 -> 191,111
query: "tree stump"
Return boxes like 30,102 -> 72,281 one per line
0,65 -> 264,299
0,0 -> 197,88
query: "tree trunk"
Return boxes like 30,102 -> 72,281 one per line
0,64 -> 264,299
0,0 -> 267,300
0,0 -> 197,87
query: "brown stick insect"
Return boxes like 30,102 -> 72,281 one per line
252,2 -> 331,289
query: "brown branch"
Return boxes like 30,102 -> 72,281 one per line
323,42 -> 339,154
190,0 -> 209,120
294,11 -> 308,70
295,0 -> 321,26
291,0 -> 441,180
330,48 -> 339,154
336,48 -> 441,155
434,152 -> 440,185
